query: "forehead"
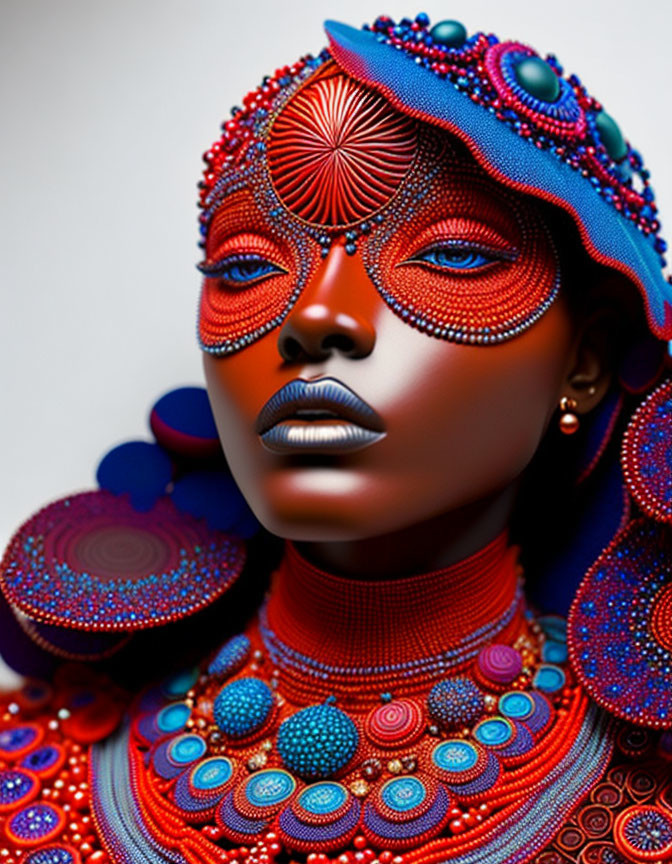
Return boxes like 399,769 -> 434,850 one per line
205,66 -> 530,248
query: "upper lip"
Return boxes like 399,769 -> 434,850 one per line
255,378 -> 385,435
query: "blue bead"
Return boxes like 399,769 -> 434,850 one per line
277,703 -> 359,779
427,677 -> 484,730
214,678 -> 274,738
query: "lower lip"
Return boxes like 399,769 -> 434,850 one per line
259,420 -> 385,454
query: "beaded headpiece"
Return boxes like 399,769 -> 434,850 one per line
198,14 -> 672,349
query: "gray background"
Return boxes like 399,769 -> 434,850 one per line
1,0 -> 671,686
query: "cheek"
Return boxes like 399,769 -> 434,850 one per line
377,298 -> 574,506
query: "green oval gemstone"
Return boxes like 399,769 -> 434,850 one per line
429,20 -> 467,49
513,57 -> 560,103
595,110 -> 627,162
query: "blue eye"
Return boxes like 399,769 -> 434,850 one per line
407,243 -> 515,272
198,254 -> 285,286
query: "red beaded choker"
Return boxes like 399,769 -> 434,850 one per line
260,533 -> 523,704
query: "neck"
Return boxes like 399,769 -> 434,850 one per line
259,530 -> 524,708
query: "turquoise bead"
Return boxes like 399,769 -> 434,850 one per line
513,57 -> 560,102
429,20 -> 467,49
595,111 -> 627,162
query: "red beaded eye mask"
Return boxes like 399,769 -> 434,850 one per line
198,70 -> 559,354
360,137 -> 560,345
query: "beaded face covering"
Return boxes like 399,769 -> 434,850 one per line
198,65 -> 559,354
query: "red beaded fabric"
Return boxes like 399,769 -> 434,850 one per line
260,534 -> 523,707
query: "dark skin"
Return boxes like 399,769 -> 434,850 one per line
203,147 -> 612,579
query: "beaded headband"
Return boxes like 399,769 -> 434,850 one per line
198,14 -> 672,349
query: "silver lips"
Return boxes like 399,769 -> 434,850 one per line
256,378 -> 385,454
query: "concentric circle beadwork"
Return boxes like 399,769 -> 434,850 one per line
24,848 -> 80,864
0,724 -> 42,759
622,379 -> 672,525
20,744 -> 65,778
293,782 -> 351,824
614,805 -> 672,860
568,518 -> 672,727
214,677 -> 274,739
499,691 -> 534,721
365,699 -> 424,748
477,644 -> 523,685
237,769 -> 297,818
485,41 -> 585,139
0,769 -> 39,811
277,703 -> 359,779
363,781 -> 450,851
0,491 -> 244,632
473,717 -> 514,748
429,740 -> 488,785
6,802 -> 66,847
156,703 -> 191,735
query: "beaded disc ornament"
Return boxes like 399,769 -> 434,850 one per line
0,490 -> 244,633
622,378 -> 672,525
568,518 -> 672,728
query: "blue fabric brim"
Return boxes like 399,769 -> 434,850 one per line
325,21 -> 672,341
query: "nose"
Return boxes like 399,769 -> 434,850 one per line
277,242 -> 377,363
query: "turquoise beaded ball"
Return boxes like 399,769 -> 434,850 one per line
277,703 -> 359,779
214,677 -> 274,738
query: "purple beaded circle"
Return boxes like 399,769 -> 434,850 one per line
0,491 -> 244,632
569,518 -> 672,728
622,378 -> 672,525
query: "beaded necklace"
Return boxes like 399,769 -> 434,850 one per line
85,535 -> 616,863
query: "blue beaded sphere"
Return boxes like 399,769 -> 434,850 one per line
277,703 -> 359,779
427,677 -> 484,730
214,677 -> 274,738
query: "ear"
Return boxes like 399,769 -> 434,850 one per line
560,309 -> 614,414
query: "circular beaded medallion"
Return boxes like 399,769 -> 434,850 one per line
278,789 -> 361,852
614,805 -> 672,861
20,744 -> 66,779
155,702 -> 191,735
234,769 -> 298,819
172,757 -> 235,819
0,768 -> 39,812
622,379 -> 672,524
293,782 -> 352,824
477,644 -> 523,686
6,801 -> 67,847
429,739 -> 488,785
484,42 -> 585,139
365,699 -> 424,748
363,777 -> 450,851
153,734 -> 208,780
24,847 -> 81,864
0,491 -> 245,632
0,724 -> 42,760
569,518 -> 672,727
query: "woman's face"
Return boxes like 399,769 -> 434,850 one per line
202,74 -> 576,541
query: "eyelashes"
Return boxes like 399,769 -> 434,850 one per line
402,240 -> 518,274
198,253 -> 287,288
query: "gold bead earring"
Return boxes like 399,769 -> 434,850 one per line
558,396 -> 580,435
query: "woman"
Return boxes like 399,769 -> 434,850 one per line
0,13 -> 671,864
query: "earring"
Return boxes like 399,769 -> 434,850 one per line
558,396 -> 579,435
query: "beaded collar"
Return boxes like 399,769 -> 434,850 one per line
259,535 -> 523,708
